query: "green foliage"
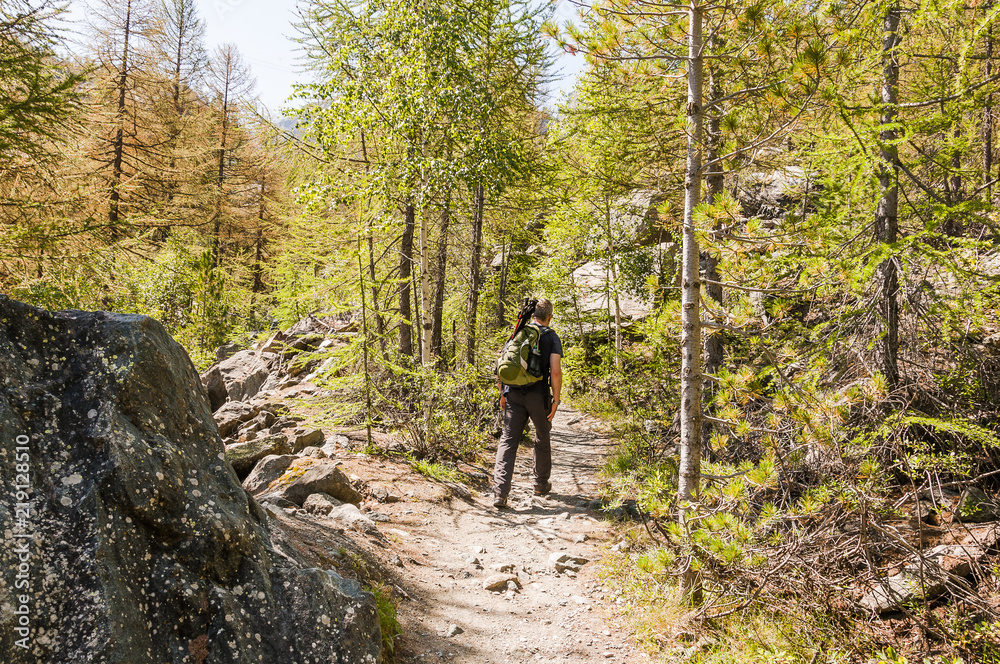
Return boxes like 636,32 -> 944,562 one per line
0,1 -> 82,162
365,582 -> 402,662
410,458 -> 465,484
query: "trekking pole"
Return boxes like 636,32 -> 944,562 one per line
507,298 -> 536,344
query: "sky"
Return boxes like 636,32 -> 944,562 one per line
63,0 -> 587,114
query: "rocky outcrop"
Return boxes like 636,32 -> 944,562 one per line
243,454 -> 297,495
226,434 -> 293,478
858,523 -> 1000,614
737,166 -> 814,221
0,296 -> 382,663
279,463 -> 364,507
201,350 -> 274,412
859,544 -> 984,614
607,189 -> 670,247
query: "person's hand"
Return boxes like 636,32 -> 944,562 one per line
547,401 -> 559,421
500,396 -> 506,411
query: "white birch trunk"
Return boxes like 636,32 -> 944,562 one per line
420,208 -> 432,365
678,0 -> 704,601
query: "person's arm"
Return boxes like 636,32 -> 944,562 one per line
548,354 -> 562,421
498,380 -> 506,410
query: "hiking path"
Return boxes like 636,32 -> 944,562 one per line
372,406 -> 649,664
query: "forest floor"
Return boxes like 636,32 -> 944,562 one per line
326,405 -> 650,664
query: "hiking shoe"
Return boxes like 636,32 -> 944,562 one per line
533,481 -> 552,496
493,496 -> 508,508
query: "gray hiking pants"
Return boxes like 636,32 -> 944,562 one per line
493,388 -> 551,499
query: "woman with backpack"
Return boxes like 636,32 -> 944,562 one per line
492,298 -> 563,509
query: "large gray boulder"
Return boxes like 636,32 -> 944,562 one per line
571,261 -> 656,321
226,434 -> 292,478
608,189 -> 670,246
213,400 -> 254,438
0,296 -> 382,663
280,463 -> 364,506
200,350 -> 273,412
737,166 -> 815,221
242,454 -> 297,495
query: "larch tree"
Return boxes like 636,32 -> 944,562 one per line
0,0 -> 82,281
86,0 -> 157,240
206,43 -> 255,266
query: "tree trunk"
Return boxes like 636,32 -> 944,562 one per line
431,205 -> 450,360
496,235 -> 509,328
987,5 -> 994,200
465,182 -> 485,366
399,200 -> 415,358
701,68 -> 725,453
359,130 -> 385,354
875,3 -> 901,389
678,0 -> 704,603
212,67 -> 230,268
420,207 -> 432,364
606,205 -> 623,370
703,68 -> 724,377
108,0 -> 134,236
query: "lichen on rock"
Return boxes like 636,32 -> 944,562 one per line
0,296 -> 382,663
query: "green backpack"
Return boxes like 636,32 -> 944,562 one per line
497,322 -> 550,386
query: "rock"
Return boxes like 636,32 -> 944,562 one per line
859,544 -> 984,613
226,434 -> 292,478
0,295 -> 382,664
327,503 -> 380,535
200,349 -> 273,412
281,463 -> 363,506
573,533 -> 588,543
957,487 -> 1000,523
292,429 -> 325,452
490,562 -> 517,573
859,573 -> 943,614
370,485 -> 400,503
607,189 -> 670,246
215,341 -> 242,362
549,552 -> 589,573
213,399 -> 254,438
242,454 -> 296,495
303,492 -> 344,515
301,446 -> 327,458
259,495 -> 298,511
483,574 -> 520,592
254,409 -> 277,429
571,261 -> 654,322
445,624 -> 464,637
906,544 -> 984,578
737,166 -> 814,220
445,481 -> 472,500
390,555 -> 404,568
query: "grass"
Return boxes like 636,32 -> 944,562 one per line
366,582 -> 402,663
410,458 -> 465,484
596,532 -> 875,664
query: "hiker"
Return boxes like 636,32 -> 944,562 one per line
493,298 -> 563,508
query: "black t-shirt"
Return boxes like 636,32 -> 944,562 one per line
519,325 -> 563,394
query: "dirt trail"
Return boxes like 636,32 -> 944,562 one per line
378,406 -> 648,664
